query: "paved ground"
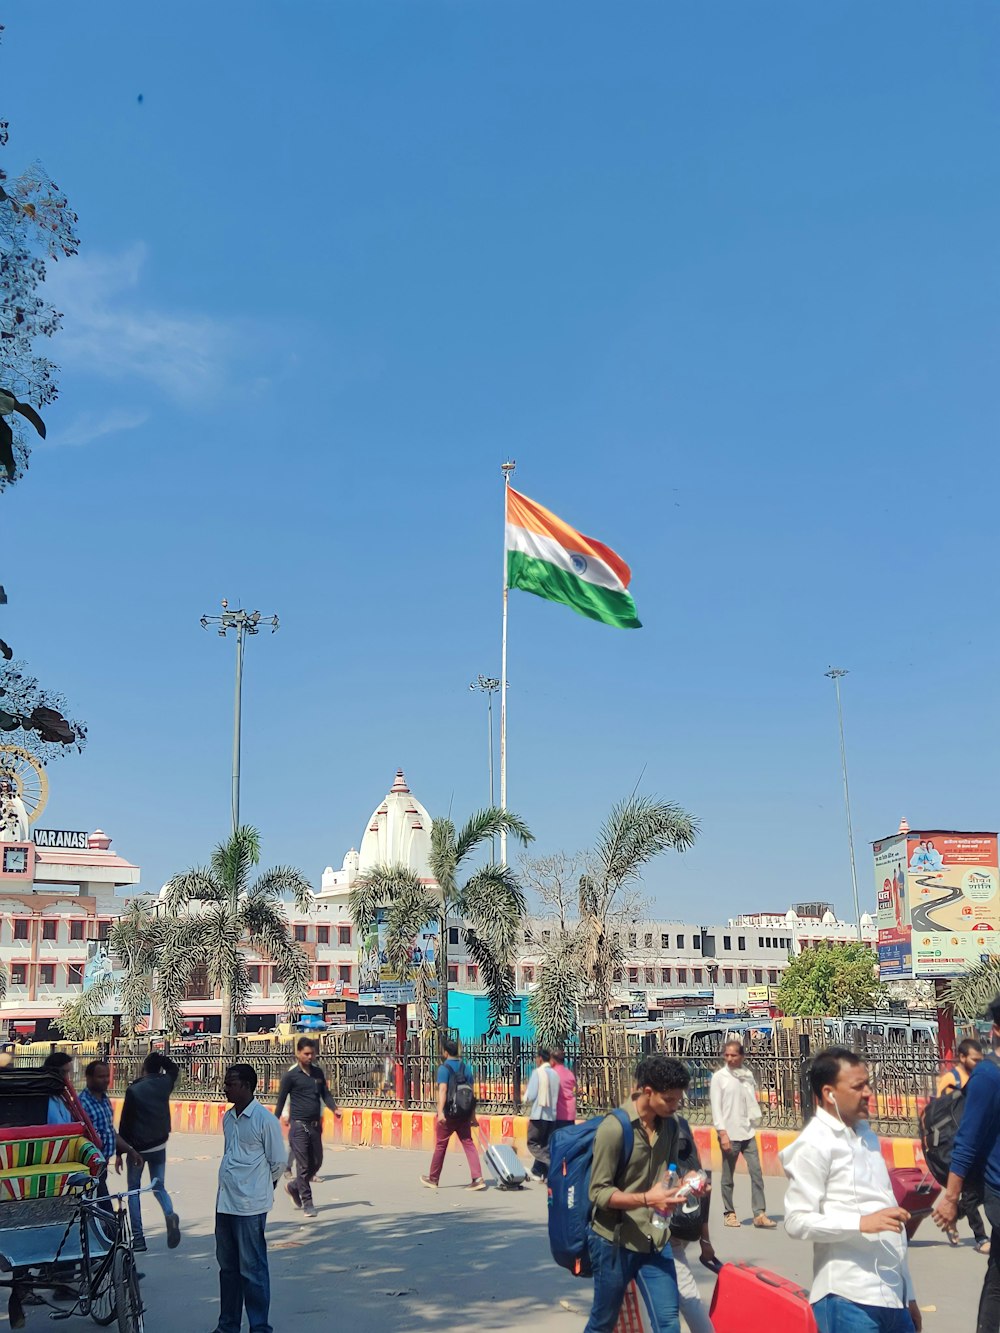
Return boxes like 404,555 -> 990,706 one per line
27,1134 -> 986,1332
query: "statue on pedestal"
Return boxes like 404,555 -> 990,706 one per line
0,777 -> 29,844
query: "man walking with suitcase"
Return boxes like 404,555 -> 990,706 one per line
274,1038 -> 340,1219
710,1039 -> 775,1229
421,1038 -> 486,1191
781,1047 -> 922,1333
524,1049 -> 560,1181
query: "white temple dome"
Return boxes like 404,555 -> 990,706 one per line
784,908 -> 798,923
860,912 -> 874,928
822,909 -> 837,925
357,770 -> 434,880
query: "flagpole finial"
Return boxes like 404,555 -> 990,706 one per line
501,459 -> 516,483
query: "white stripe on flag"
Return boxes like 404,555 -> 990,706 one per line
504,523 -> 625,592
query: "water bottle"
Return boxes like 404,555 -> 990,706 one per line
651,1162 -> 679,1231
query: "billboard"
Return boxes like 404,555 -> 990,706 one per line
873,833 -> 912,978
358,910 -> 439,1006
873,830 -> 999,979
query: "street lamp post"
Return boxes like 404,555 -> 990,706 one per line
825,667 -> 862,939
468,675 -> 500,807
200,602 -> 279,835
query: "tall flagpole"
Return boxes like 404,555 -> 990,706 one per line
499,460 -> 516,863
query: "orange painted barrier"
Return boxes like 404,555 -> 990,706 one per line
114,1098 -> 925,1178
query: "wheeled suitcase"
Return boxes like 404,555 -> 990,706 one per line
477,1128 -> 528,1189
710,1262 -> 818,1333
889,1165 -> 940,1240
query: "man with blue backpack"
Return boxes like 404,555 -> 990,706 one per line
548,1054 -> 693,1333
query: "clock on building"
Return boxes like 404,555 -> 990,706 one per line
2,846 -> 28,875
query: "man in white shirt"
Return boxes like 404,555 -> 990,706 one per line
213,1064 -> 287,1333
709,1040 -> 774,1228
780,1047 -> 922,1333
524,1049 -> 561,1181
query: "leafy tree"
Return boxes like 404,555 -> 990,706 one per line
0,27 -> 80,491
0,659 -> 87,761
775,941 -> 885,1017
940,954 -> 1000,1020
351,806 -> 532,1037
529,795 -> 699,1043
165,826 -> 313,1037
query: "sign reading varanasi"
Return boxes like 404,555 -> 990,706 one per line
33,829 -> 89,850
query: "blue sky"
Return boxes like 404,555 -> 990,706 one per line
2,3 -> 998,921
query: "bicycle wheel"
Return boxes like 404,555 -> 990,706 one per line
112,1247 -> 143,1333
89,1249 -> 117,1326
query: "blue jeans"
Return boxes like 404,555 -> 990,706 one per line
126,1149 -> 174,1241
584,1231 -> 679,1333
215,1212 -> 271,1333
813,1295 -> 916,1333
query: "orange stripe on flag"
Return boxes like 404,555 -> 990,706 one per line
506,487 -> 632,587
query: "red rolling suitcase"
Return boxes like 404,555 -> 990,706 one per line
889,1165 -> 940,1240
710,1262 -> 818,1333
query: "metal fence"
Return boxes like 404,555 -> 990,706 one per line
11,1034 -> 942,1135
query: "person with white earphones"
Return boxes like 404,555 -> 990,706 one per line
780,1047 -> 922,1333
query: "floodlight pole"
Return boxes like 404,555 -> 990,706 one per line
826,668 -> 862,940
200,603 -> 279,835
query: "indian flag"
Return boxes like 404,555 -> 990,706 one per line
506,487 -> 641,629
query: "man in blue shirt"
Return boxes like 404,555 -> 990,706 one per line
78,1060 -> 141,1185
420,1038 -> 485,1190
932,997 -> 1000,1330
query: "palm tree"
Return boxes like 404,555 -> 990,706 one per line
350,806 -> 532,1037
165,825 -> 313,1038
349,866 -> 439,1029
941,953 -> 1000,1019
529,794 -> 699,1043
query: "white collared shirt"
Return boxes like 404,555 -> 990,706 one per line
709,1064 -> 761,1140
216,1097 -> 287,1217
779,1108 -> 914,1309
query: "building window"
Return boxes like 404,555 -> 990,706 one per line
661,933 -> 669,949
677,968 -> 688,984
448,927 -> 460,946
293,925 -> 307,942
644,933 -> 653,949
758,937 -> 764,948
723,968 -> 734,983
39,964 -> 56,986
523,928 -> 533,944
612,969 -> 623,984
42,920 -> 57,941
338,964 -> 352,983
661,968 -> 671,984
628,932 -> 637,948
693,936 -> 701,951
738,968 -> 748,983
612,932 -> 621,945
247,966 -> 261,984
676,935 -> 684,949
644,968 -> 655,985
627,967 -> 639,985
447,965 -> 459,984
754,969 -> 764,984
467,965 -> 478,984
693,968 -> 703,983
67,963 -> 83,987
737,936 -> 746,951
768,969 -> 778,984
523,966 -> 535,985
185,965 -> 211,1000
10,964 -> 26,986
542,930 -> 551,941
13,919 -> 28,940
317,926 -> 329,944
723,935 -> 731,950
98,921 -> 111,942
70,921 -> 85,941
316,965 -> 329,981
338,925 -> 351,945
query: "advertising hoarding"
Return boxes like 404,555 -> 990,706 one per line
358,909 -> 439,1006
873,833 -> 912,979
873,829 -> 999,979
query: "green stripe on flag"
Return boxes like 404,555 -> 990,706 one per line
507,551 -> 641,629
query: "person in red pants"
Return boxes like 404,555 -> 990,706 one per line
421,1038 -> 485,1191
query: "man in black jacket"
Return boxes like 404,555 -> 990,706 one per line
119,1053 -> 182,1253
274,1039 -> 339,1219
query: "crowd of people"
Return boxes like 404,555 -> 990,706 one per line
35,1008 -> 1000,1333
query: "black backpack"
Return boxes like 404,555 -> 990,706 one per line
920,1053 -> 1000,1188
444,1060 -> 477,1119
